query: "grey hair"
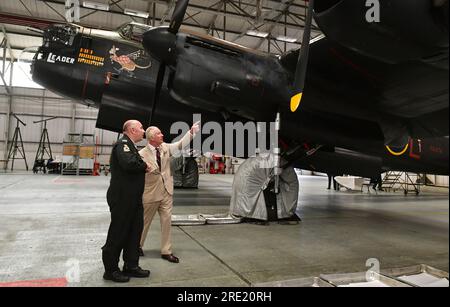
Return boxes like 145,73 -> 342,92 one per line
146,126 -> 159,141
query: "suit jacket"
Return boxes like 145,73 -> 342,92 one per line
107,135 -> 147,210
139,131 -> 193,203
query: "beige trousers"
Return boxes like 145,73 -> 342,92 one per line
140,190 -> 173,255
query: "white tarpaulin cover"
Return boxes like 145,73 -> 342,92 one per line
399,273 -> 449,287
334,176 -> 365,191
338,280 -> 390,287
229,155 -> 299,221
171,213 -> 242,226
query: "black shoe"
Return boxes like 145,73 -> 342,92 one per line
123,266 -> 150,278
161,254 -> 180,263
138,247 -> 144,257
103,270 -> 130,283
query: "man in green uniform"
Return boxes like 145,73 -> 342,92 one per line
102,120 -> 151,283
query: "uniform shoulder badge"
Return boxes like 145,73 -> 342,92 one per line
122,139 -> 128,143
123,144 -> 130,152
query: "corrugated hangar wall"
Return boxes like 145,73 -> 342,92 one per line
0,87 -> 119,170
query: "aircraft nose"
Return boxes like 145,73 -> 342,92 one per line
142,27 -> 176,65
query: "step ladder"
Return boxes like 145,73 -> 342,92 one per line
382,171 -> 421,195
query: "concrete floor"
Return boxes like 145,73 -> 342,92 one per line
0,172 -> 448,287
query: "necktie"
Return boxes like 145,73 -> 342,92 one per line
156,147 -> 161,170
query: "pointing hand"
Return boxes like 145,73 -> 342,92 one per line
190,121 -> 200,135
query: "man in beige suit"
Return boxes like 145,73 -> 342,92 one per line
139,122 -> 200,263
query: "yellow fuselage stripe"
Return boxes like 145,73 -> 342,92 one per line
386,143 -> 409,156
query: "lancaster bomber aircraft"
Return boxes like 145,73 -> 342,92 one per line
28,0 -> 448,185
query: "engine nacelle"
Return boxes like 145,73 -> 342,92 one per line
168,34 -> 280,121
314,0 -> 449,64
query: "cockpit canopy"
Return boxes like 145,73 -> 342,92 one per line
117,22 -> 153,43
43,24 -> 79,47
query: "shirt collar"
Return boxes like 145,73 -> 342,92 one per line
148,143 -> 159,152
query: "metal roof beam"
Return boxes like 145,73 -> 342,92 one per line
230,0 -> 293,42
186,2 -> 309,32
0,32 -> 12,94
207,1 -> 226,36
0,11 -> 303,46
35,0 -> 311,32
159,0 -> 176,25
0,72 -> 11,95
40,0 -> 67,21
79,0 -> 124,20
0,12 -> 56,30
254,1 -> 294,49
0,29 -> 43,39
1,25 -> 15,63
18,0 -> 34,16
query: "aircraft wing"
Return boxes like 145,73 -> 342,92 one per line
281,0 -> 448,148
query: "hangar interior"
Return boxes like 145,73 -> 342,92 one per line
0,0 -> 449,287
0,0 -> 321,171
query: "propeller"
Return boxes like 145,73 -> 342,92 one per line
169,0 -> 190,34
290,0 -> 314,113
143,0 -> 189,125
149,64 -> 166,124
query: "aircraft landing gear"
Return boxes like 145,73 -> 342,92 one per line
229,154 -> 300,222
230,107 -> 304,225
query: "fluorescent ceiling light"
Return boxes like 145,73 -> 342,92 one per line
82,1 -> 109,11
124,8 -> 149,19
275,35 -> 297,43
310,34 -> 325,44
246,30 -> 269,38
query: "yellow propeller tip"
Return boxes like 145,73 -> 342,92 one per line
290,93 -> 303,112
